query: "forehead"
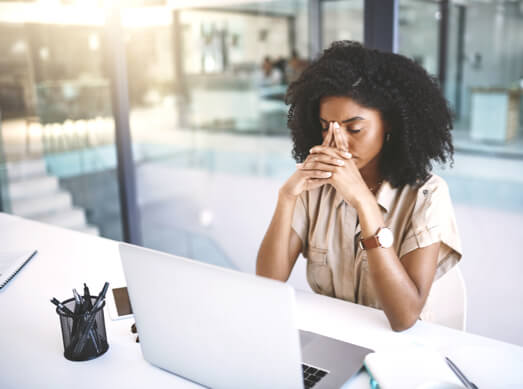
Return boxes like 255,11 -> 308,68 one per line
318,96 -> 376,119
319,96 -> 364,114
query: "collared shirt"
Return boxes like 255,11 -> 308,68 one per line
291,174 -> 462,320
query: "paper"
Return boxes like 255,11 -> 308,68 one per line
364,348 -> 464,389
0,250 -> 37,289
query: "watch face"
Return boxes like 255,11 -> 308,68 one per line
378,228 -> 394,248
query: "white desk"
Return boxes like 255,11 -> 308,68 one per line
1,212 -> 522,388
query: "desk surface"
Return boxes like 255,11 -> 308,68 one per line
1,212 -> 522,389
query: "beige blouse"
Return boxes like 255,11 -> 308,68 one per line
291,174 -> 462,320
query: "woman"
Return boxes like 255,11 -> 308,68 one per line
256,41 -> 462,331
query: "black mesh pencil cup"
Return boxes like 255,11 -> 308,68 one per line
56,296 -> 109,361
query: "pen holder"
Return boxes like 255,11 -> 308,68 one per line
56,297 -> 109,361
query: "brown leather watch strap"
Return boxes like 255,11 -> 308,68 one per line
360,227 -> 394,250
359,235 -> 380,250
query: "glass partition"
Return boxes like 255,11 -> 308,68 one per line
0,113 -> 10,213
446,0 -> 523,153
398,0 -> 523,156
124,1 -> 314,284
321,0 -> 364,49
398,0 -> 439,76
0,3 -> 123,239
398,0 -> 523,347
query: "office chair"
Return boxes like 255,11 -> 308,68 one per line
424,264 -> 467,331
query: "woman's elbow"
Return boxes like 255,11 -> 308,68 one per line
389,312 -> 419,332
255,250 -> 268,276
255,257 -> 267,277
256,258 -> 284,281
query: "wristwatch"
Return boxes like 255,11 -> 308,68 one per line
359,227 -> 394,250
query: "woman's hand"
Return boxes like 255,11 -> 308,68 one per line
306,122 -> 372,206
279,123 -> 341,199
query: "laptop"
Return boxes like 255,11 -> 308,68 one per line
119,243 -> 372,389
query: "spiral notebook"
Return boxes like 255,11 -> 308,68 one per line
0,250 -> 37,290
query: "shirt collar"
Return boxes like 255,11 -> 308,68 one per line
375,181 -> 395,213
333,180 -> 396,213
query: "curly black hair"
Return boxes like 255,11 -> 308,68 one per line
285,40 -> 454,188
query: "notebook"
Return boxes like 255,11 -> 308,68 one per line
0,250 -> 37,290
364,348 -> 464,389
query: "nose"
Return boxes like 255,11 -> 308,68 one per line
334,122 -> 352,150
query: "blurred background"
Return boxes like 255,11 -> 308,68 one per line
0,0 -> 522,345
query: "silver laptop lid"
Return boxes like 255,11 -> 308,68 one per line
119,243 -> 304,389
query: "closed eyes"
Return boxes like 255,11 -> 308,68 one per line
321,127 -> 361,134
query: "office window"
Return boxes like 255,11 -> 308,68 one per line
0,3 -> 123,239
397,0 -> 523,212
398,0 -> 439,76
446,0 -> 523,150
122,1 -> 312,284
398,0 -> 523,346
321,0 -> 364,49
398,0 -> 523,157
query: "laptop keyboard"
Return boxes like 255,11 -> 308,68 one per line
302,363 -> 328,388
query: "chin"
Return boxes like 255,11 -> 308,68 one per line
354,159 -> 368,171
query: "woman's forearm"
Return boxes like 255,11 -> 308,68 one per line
256,192 -> 299,281
355,194 -> 424,331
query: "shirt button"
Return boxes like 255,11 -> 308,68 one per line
423,190 -> 429,195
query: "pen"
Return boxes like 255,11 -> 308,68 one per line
83,282 -> 101,350
73,288 -> 82,304
445,357 -> 478,389
50,298 -> 74,316
83,283 -> 92,309
73,287 -> 92,352
72,289 -> 83,334
69,282 -> 109,355
68,314 -> 101,356
73,288 -> 86,313
71,296 -> 106,355
91,282 -> 110,310
53,294 -> 99,353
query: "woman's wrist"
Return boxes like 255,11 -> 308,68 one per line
354,190 -> 384,237
353,187 -> 375,211
278,187 -> 299,204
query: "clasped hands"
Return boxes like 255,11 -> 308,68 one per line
280,122 -> 371,206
